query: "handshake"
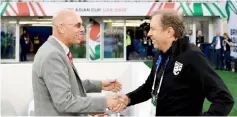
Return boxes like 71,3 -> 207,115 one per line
106,94 -> 129,112
101,79 -> 130,112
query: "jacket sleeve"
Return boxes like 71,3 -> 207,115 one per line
20,36 -> 24,46
41,52 -> 106,114
126,54 -> 158,106
82,80 -> 102,93
190,51 -> 234,116
211,37 -> 215,45
221,36 -> 225,40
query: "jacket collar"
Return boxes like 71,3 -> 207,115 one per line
159,36 -> 190,58
47,36 -> 66,55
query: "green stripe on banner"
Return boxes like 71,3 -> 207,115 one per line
229,6 -> 237,14
228,1 -> 237,14
0,2 -> 8,16
229,1 -> 237,13
203,3 -> 215,16
226,1 -> 230,22
186,3 -> 194,15
230,1 -> 237,11
95,45 -> 100,59
89,46 -> 96,60
213,3 -> 226,18
180,3 -> 189,16
193,3 -> 203,16
89,45 -> 100,60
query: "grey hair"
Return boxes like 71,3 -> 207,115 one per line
151,9 -> 185,39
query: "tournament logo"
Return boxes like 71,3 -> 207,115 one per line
173,61 -> 183,75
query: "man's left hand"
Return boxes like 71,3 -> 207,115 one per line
102,79 -> 122,92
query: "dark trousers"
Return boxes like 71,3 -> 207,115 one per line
224,51 -> 231,71
143,45 -> 148,58
215,49 -> 224,70
20,50 -> 27,61
126,45 -> 131,60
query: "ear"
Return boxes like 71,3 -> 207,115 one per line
58,23 -> 65,34
167,27 -> 175,38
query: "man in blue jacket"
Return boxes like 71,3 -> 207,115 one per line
211,32 -> 224,70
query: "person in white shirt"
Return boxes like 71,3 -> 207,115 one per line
188,30 -> 195,45
211,32 -> 224,70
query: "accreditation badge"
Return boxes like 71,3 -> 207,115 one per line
144,41 -> 147,44
150,93 -> 157,117
149,41 -> 152,46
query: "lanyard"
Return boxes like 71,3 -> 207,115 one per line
152,55 -> 169,96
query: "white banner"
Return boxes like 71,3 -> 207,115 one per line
0,2 -> 228,17
228,6 -> 237,58
0,2 -> 154,16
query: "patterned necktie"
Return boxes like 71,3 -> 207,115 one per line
67,52 -> 75,68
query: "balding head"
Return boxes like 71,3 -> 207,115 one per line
52,9 -> 85,47
52,9 -> 80,28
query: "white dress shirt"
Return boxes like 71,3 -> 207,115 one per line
215,36 -> 221,50
188,35 -> 196,45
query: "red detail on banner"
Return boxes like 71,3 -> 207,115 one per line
17,2 -> 30,16
90,24 -> 100,41
163,3 -> 175,9
9,3 -> 18,15
5,10 -> 10,16
177,5 -> 181,11
36,2 -> 46,16
146,2 -> 156,16
158,2 -> 163,10
29,2 -> 38,16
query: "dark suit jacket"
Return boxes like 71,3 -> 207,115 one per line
211,36 -> 224,52
196,36 -> 204,50
196,36 -> 204,45
20,35 -> 28,51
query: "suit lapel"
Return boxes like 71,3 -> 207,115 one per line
68,61 -> 80,77
69,62 -> 87,96
67,56 -> 87,96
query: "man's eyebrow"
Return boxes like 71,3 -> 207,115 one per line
76,22 -> 82,26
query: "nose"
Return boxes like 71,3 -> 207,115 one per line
148,30 -> 152,37
80,26 -> 85,33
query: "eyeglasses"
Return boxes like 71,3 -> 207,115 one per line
65,22 -> 82,28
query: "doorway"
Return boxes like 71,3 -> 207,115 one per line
125,19 -> 155,61
19,25 -> 52,61
195,20 -> 209,43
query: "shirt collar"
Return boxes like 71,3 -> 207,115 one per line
51,35 -> 69,55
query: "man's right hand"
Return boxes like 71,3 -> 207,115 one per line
106,95 -> 119,108
108,94 -> 129,112
118,94 -> 129,106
